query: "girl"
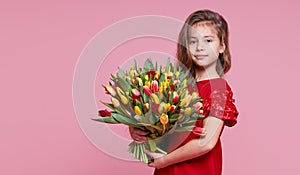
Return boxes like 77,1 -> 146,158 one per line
129,9 -> 239,175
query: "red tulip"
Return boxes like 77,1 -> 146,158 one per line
147,70 -> 156,79
98,109 -> 112,117
150,80 -> 159,92
173,92 -> 179,104
143,86 -> 152,97
168,105 -> 176,114
132,89 -> 141,97
144,103 -> 149,113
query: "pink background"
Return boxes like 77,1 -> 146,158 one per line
1,0 -> 300,174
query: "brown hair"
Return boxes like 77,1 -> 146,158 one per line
177,9 -> 231,77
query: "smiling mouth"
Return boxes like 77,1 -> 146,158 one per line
194,55 -> 208,60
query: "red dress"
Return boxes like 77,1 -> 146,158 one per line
154,78 -> 239,175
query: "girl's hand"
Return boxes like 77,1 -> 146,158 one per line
129,126 -> 149,143
145,150 -> 169,169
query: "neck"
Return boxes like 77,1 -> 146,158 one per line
195,66 -> 220,81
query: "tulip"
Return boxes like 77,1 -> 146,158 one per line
158,86 -> 164,98
120,95 -> 128,105
175,71 -> 180,78
134,106 -> 142,115
168,105 -> 176,114
173,92 -> 179,104
154,71 -> 160,80
132,89 -> 141,97
143,103 -> 149,113
182,79 -> 187,88
199,109 -> 204,114
177,115 -> 184,122
105,85 -> 116,96
151,93 -> 160,104
147,70 -> 156,79
165,103 -> 171,112
191,92 -> 199,99
143,86 -> 152,97
193,102 -> 203,111
145,81 -> 151,88
174,80 -> 180,85
170,84 -> 175,91
158,102 -> 166,114
174,109 -> 180,114
98,109 -> 112,117
116,87 -> 124,97
111,97 -> 120,107
145,74 -> 149,81
136,77 -> 143,86
184,107 -> 191,115
180,95 -> 192,107
160,113 -> 168,125
151,80 -> 159,92
160,113 -> 169,134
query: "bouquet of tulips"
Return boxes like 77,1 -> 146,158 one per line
93,58 -> 206,163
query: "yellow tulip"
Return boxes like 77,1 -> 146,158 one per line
191,92 -> 199,99
145,74 -> 149,81
111,97 -> 120,107
182,79 -> 187,88
151,93 -> 160,104
145,81 -> 151,88
184,107 -> 191,115
136,77 -> 143,86
105,85 -> 116,96
116,87 -> 124,97
120,95 -> 128,105
155,71 -> 160,79
158,102 -> 166,114
180,95 -> 192,107
134,106 -> 142,115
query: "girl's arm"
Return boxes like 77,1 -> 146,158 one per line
147,116 -> 224,169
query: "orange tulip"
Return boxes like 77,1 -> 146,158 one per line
160,113 -> 168,125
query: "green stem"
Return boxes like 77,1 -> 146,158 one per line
156,147 -> 167,155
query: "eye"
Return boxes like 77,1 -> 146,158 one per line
189,40 -> 197,45
205,39 -> 213,43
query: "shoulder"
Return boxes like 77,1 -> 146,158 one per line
197,78 -> 233,99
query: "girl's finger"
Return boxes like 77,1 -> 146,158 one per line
148,162 -> 155,168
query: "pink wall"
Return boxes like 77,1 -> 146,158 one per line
1,0 -> 300,174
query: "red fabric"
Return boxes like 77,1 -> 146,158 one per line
154,78 -> 238,175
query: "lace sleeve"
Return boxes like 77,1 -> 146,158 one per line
203,89 -> 239,127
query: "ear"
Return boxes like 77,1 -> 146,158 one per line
219,42 -> 226,54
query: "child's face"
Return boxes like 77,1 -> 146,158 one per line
188,22 -> 225,70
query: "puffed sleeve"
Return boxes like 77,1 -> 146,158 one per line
202,88 -> 239,127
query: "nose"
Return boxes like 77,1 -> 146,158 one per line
196,42 -> 204,51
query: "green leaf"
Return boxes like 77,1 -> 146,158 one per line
100,101 -> 115,110
178,70 -> 190,82
170,114 -> 181,120
165,57 -> 171,72
174,125 -> 195,132
111,113 -> 137,126
117,76 -> 130,91
118,67 -> 126,78
91,117 -> 119,124
143,58 -> 154,71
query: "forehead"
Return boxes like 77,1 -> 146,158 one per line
189,22 -> 218,37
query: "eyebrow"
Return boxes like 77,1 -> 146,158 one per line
189,35 -> 215,39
